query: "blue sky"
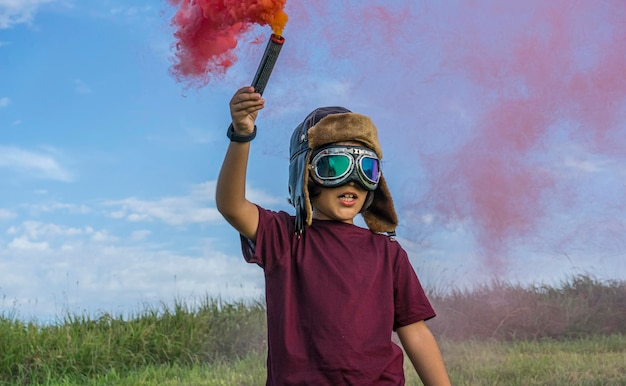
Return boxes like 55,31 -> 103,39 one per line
1,1 -> 625,322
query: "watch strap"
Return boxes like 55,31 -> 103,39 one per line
227,123 -> 257,142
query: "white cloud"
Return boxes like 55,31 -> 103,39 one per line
554,143 -> 617,175
24,201 -> 90,215
190,181 -> 216,197
103,181 -> 284,226
421,213 -> 434,225
85,4 -> 154,25
0,238 -> 264,322
9,220 -> 87,240
90,230 -> 118,243
109,5 -> 152,17
109,211 -> 125,219
106,196 -> 223,226
0,146 -> 73,182
563,156 -> 603,173
0,0 -> 57,29
0,97 -> 10,107
247,186 -> 284,206
8,236 -> 49,251
0,208 -> 16,221
73,79 -> 92,94
130,229 -> 151,241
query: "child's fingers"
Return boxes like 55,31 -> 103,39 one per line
231,86 -> 259,103
228,87 -> 264,132
230,93 -> 262,112
231,96 -> 264,114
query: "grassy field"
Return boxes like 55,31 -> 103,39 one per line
435,335 -> 626,386
1,274 -> 625,385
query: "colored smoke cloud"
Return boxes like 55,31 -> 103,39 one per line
164,0 -> 626,276
276,1 -> 626,274
422,1 -> 626,269
167,0 -> 288,87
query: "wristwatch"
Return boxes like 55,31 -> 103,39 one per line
227,123 -> 257,142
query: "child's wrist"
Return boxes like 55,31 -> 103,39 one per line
227,123 -> 257,142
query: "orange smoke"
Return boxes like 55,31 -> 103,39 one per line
167,0 -> 288,87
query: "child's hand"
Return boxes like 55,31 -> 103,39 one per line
229,86 -> 264,134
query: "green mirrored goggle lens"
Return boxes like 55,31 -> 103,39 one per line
316,155 -> 352,179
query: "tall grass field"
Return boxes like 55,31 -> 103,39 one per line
1,274 -> 625,385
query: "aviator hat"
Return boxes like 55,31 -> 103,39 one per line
288,107 -> 398,235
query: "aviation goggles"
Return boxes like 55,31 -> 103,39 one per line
309,145 -> 381,191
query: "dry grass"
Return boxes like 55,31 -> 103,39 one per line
428,274 -> 626,340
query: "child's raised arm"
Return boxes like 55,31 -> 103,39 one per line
215,87 -> 264,241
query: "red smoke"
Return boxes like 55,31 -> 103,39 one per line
276,1 -> 626,274
421,1 -> 626,269
162,0 -> 625,275
167,0 -> 288,87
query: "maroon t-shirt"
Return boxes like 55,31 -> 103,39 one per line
241,206 -> 435,385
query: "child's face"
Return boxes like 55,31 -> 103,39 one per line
309,140 -> 373,224
310,182 -> 368,224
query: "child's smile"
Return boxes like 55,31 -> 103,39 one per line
338,192 -> 358,206
312,183 -> 367,223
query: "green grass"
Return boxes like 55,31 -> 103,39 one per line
435,335 -> 626,386
34,352 -> 266,386
0,297 -> 267,385
1,274 -> 625,385
25,336 -> 626,386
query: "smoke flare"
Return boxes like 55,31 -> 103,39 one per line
167,0 -> 288,87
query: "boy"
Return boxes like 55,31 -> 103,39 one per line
216,86 -> 451,385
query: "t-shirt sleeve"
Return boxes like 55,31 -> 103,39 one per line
393,248 -> 436,330
240,205 -> 294,270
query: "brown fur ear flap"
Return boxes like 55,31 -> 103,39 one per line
303,152 -> 314,227
361,177 -> 398,234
